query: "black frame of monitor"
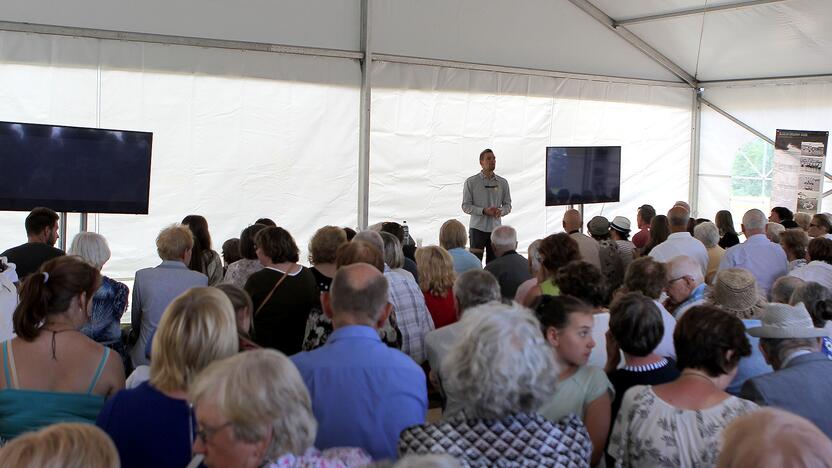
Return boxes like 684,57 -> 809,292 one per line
0,120 -> 153,214
544,145 -> 622,207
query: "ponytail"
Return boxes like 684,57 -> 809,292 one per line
12,257 -> 101,341
14,272 -> 52,340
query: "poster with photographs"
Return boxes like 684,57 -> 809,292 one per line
771,129 -> 829,215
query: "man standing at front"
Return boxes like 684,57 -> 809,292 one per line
462,149 -> 511,264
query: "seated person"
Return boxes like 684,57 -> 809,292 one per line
215,283 -> 258,351
0,423 -> 119,467
291,263 -> 427,460
223,223 -> 267,288
663,255 -> 706,319
0,256 -> 124,440
400,303 -> 592,466
423,269 -> 501,416
415,246 -> 458,329
483,226 -> 532,300
769,276 -> 804,304
69,232 -> 131,372
439,219 -> 482,274
718,407 -> 832,468
0,207 -> 64,281
190,349 -> 371,468
535,295 -> 613,466
621,256 -> 677,359
706,268 -> 772,395
608,305 -> 757,467
741,302 -> 832,438
130,224 -> 208,366
97,287 -> 238,468
302,241 -> 403,351
245,227 -> 318,355
605,292 -> 680,421
554,261 -> 612,368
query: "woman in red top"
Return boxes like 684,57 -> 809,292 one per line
415,246 -> 458,329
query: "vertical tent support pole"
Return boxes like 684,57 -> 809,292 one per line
357,0 -> 372,230
689,89 -> 702,216
59,212 -> 67,251
80,213 -> 88,232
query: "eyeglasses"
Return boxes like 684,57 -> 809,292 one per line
667,275 -> 689,285
195,421 -> 233,444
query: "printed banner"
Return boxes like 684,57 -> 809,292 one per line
771,129 -> 829,215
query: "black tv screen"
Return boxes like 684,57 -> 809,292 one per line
545,146 -> 621,206
0,121 -> 152,214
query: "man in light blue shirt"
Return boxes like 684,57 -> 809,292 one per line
718,209 -> 788,297
291,263 -> 427,461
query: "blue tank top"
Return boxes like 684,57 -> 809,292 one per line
0,340 -> 109,440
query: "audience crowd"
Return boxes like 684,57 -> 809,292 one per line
0,203 -> 830,468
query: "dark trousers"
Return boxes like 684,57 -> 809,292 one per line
469,228 -> 495,265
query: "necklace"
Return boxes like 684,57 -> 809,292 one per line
680,370 -> 717,387
41,326 -> 77,361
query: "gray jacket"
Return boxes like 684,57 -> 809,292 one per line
740,352 -> 832,438
129,261 -> 208,366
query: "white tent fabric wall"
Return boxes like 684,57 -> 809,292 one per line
698,82 -> 832,222
370,61 -> 692,253
0,30 -> 361,279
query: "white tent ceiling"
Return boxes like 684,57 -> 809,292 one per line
2,0 -> 831,85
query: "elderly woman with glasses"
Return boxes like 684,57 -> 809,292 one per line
399,302 -> 592,466
189,349 -> 370,468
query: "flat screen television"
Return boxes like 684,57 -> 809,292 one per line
545,146 -> 621,206
0,121 -> 153,214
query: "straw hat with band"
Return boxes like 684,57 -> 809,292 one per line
610,216 -> 631,234
747,302 -> 829,339
706,268 -> 767,320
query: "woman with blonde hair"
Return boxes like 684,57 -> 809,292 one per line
0,256 -> 124,440
0,423 -> 119,468
97,287 -> 239,468
415,246 -> 458,329
189,349 -> 370,468
718,407 -> 832,468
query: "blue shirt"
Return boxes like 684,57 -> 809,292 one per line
96,382 -> 195,468
291,325 -> 427,461
727,319 -> 773,395
718,234 -> 788,297
448,247 -> 482,274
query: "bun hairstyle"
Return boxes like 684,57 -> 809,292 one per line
14,256 -> 101,340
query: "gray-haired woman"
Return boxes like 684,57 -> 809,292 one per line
398,302 -> 592,466
189,349 -> 370,468
69,232 -> 130,370
693,221 -> 725,284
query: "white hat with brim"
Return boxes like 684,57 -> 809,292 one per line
747,302 -> 830,339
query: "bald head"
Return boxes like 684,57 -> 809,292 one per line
667,206 -> 689,232
563,209 -> 582,232
329,263 -> 390,325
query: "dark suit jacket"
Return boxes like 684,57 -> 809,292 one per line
740,352 -> 832,438
484,251 -> 532,300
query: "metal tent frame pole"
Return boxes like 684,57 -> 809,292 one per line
357,0 -> 372,230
